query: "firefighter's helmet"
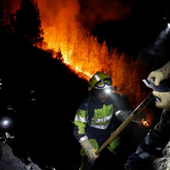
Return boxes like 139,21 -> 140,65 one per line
88,71 -> 112,91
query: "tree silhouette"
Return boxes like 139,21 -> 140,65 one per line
11,0 -> 44,46
0,4 -> 3,24
0,3 -> 5,33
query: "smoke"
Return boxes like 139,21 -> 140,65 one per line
0,0 -> 21,13
36,0 -> 134,30
36,0 -> 80,28
147,26 -> 170,56
78,0 -> 134,30
139,25 -> 170,70
0,0 -> 134,31
36,0 -> 134,32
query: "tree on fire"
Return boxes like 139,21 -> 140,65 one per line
10,0 -> 44,47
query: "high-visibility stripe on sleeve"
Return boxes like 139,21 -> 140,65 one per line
136,146 -> 151,159
74,115 -> 86,123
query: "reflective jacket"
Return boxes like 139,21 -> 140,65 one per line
73,92 -> 122,144
124,109 -> 170,170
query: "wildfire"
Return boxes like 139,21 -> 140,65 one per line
141,119 -> 150,127
1,0 -> 150,109
35,0 -> 151,109
141,111 -> 153,127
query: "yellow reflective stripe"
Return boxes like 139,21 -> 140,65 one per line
89,104 -> 114,129
91,123 -> 109,129
94,74 -> 100,81
74,115 -> 86,123
74,109 -> 87,135
92,113 -> 113,123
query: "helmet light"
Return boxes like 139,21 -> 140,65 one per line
95,87 -> 112,95
104,88 -> 112,94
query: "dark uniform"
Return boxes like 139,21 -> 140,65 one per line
124,109 -> 170,170
73,91 -> 127,170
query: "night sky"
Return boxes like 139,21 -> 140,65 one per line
73,0 -> 167,56
1,0 -> 170,53
0,0 -> 170,170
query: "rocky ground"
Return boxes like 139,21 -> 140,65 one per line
0,142 -> 42,170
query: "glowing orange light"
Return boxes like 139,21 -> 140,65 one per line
141,119 -> 150,127
4,0 -> 151,111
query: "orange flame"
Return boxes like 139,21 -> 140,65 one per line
2,0 -> 150,109
36,0 -> 150,109
141,111 -> 153,127
141,119 -> 150,127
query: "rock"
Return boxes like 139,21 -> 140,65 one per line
0,143 -> 42,170
153,140 -> 170,170
0,143 -> 27,170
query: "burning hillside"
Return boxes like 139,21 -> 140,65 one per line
35,0 -> 149,107
0,0 -> 153,124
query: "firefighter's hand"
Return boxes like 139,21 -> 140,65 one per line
86,148 -> 99,162
153,91 -> 170,110
147,69 -> 165,86
80,138 -> 99,162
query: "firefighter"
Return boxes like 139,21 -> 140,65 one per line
73,71 -> 130,170
124,61 -> 170,170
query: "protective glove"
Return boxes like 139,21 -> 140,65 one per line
147,61 -> 170,86
152,91 -> 170,110
80,138 -> 99,162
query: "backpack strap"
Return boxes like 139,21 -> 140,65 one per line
85,97 -> 93,127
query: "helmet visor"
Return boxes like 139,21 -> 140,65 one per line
94,78 -> 112,89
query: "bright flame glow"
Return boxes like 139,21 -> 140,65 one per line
40,22 -> 148,108
141,118 -> 149,127
4,0 -> 151,110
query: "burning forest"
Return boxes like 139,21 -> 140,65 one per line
36,0 -> 149,108
37,0 -> 149,107
1,0 -> 170,169
1,0 -> 168,128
